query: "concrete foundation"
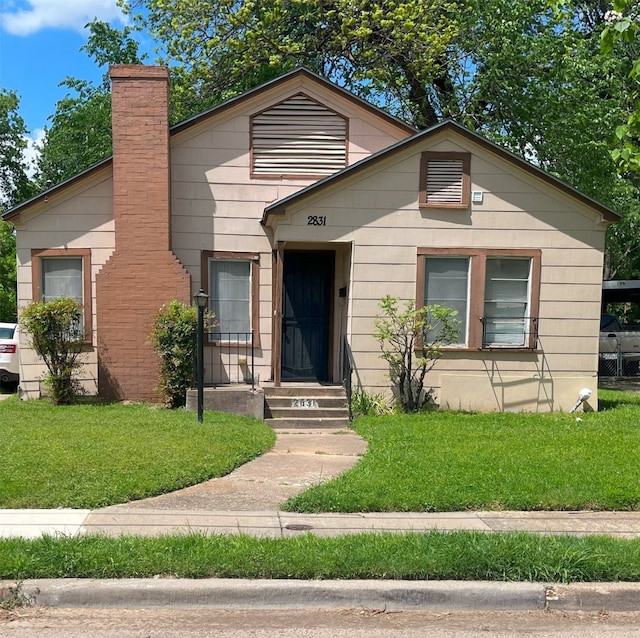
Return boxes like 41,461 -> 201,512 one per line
185,386 -> 264,420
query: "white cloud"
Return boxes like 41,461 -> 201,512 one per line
22,128 -> 45,178
1,1 -> 126,36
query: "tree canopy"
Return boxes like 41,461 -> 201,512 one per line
0,89 -> 36,321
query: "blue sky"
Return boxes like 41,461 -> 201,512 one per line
0,1 -> 144,149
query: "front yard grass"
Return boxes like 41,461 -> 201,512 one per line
0,396 -> 275,509
284,388 -> 640,513
2,530 -> 640,582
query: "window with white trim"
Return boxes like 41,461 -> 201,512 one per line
418,248 -> 540,350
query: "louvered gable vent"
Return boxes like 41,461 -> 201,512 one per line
427,158 -> 463,203
252,94 -> 347,176
420,152 -> 471,208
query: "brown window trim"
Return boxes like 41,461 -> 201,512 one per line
200,250 -> 261,348
417,247 -> 541,350
419,151 -> 471,209
31,248 -> 93,345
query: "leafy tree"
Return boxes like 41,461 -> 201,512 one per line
20,298 -> 85,405
374,296 -> 459,412
601,0 -> 640,174
35,20 -> 145,188
0,221 -> 17,322
0,89 -> 35,322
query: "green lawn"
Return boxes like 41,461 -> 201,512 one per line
2,530 -> 640,582
284,388 -> 640,513
0,396 -> 275,508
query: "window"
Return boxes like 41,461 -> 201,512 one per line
251,94 -> 347,177
201,251 -> 260,345
483,258 -> 532,347
419,152 -> 471,208
417,248 -> 540,349
423,257 -> 469,346
31,249 -> 92,341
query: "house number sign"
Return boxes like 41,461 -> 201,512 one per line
307,215 -> 326,226
292,399 -> 319,408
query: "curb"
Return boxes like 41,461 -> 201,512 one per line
9,579 -> 640,612
5,579 -> 547,611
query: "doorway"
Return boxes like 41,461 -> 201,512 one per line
281,251 -> 334,381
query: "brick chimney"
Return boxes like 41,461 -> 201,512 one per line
96,65 -> 191,400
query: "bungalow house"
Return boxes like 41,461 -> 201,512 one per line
3,65 -> 618,413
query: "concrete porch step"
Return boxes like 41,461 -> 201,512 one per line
263,384 -> 350,429
263,385 -> 346,398
264,416 -> 351,430
265,396 -> 347,409
266,406 -> 349,419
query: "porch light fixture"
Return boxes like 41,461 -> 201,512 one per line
194,288 -> 209,423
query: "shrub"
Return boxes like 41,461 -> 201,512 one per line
373,295 -> 459,412
150,300 -> 215,408
20,297 -> 85,405
351,388 -> 393,418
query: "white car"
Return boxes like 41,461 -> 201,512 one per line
0,322 -> 19,386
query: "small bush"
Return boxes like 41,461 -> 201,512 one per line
351,388 -> 393,418
20,297 -> 85,405
374,296 -> 459,412
150,300 -> 215,408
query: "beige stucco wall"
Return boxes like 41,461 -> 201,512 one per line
271,130 -> 608,412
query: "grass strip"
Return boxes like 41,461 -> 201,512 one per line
285,389 -> 640,512
0,396 -> 275,508
1,531 -> 639,583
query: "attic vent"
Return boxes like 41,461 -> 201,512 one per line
427,159 -> 463,203
252,94 -> 347,177
420,152 -> 471,208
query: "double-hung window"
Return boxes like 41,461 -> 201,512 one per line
31,249 -> 92,341
423,256 -> 469,346
418,248 -> 540,350
202,251 -> 260,345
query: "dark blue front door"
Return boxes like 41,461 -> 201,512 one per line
282,251 -> 333,381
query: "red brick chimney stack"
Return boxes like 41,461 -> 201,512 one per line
95,65 -> 191,401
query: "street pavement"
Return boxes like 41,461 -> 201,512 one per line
2,425 -> 640,612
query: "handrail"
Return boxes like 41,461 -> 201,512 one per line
194,331 -> 255,389
342,335 -> 355,422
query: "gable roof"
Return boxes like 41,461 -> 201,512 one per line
3,67 -> 416,223
262,119 -> 620,226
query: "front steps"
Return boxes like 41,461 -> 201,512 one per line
263,384 -> 350,429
